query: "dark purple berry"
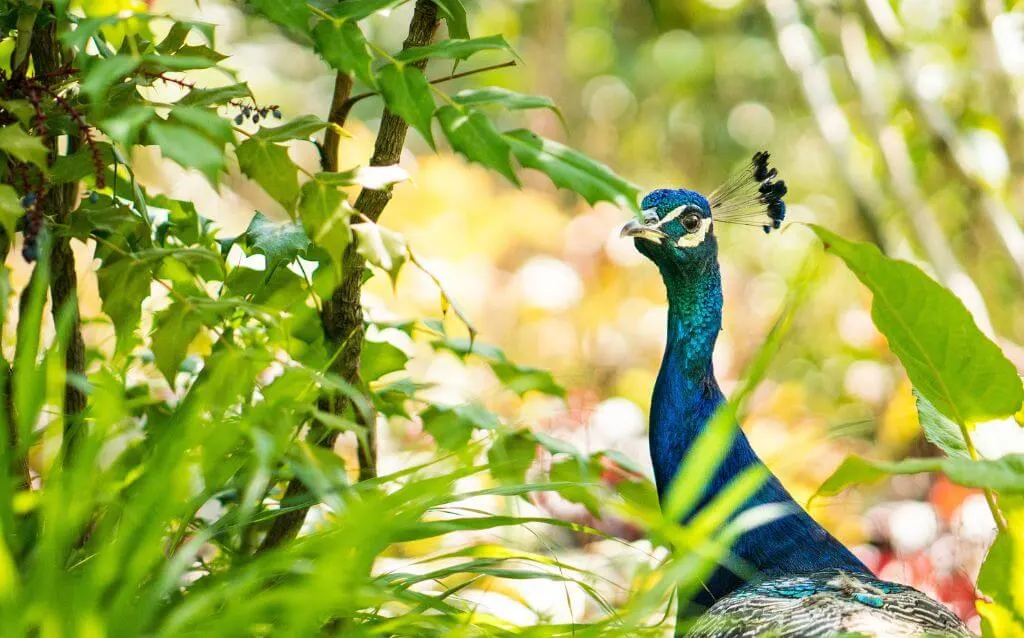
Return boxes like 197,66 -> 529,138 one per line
22,242 -> 38,262
235,114 -> 244,125
273,109 -> 282,119
252,113 -> 259,124
89,191 -> 99,204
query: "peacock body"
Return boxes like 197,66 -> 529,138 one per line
623,153 -> 972,637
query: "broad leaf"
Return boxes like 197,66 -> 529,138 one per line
248,0 -> 310,32
236,138 -> 300,210
0,125 -> 48,170
812,226 -> 1024,425
255,115 -> 330,143
313,20 -> 375,87
147,121 -> 225,183
436,106 -> 517,184
298,178 -> 352,275
360,339 -> 409,382
377,64 -> 436,148
488,430 -> 537,484
325,0 -> 403,20
169,106 -> 234,145
352,222 -> 406,284
81,55 -> 139,104
812,454 -> 1024,501
100,106 -> 154,147
151,301 -> 205,384
242,212 -> 310,271
915,390 -> 968,459
432,0 -> 470,39
504,129 -> 641,213
97,257 -> 156,354
48,143 -> 115,184
452,87 -> 559,115
178,83 -> 250,108
978,506 -> 1024,637
0,185 -> 21,238
420,404 -> 497,450
490,359 -> 564,397
396,35 -> 515,64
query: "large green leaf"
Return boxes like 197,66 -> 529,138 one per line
812,226 -> 1024,425
436,106 -> 517,184
396,35 -> 515,64
236,138 -> 300,210
168,106 -> 234,145
812,454 -> 1024,501
147,121 -> 225,184
151,301 -> 205,384
97,257 -> 157,354
915,390 -> 968,459
452,87 -> 560,115
101,106 -> 155,147
312,20 -> 375,87
254,115 -> 330,143
178,83 -> 250,108
0,184 -> 21,239
242,212 -> 311,271
324,0 -> 403,20
360,339 -> 409,382
297,178 -> 352,275
377,64 -> 436,148
81,55 -> 139,104
977,506 -> 1024,636
432,0 -> 469,39
48,143 -> 115,184
503,129 -> 641,213
0,125 -> 47,170
248,0 -> 310,32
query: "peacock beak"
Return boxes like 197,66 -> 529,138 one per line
620,218 -> 665,242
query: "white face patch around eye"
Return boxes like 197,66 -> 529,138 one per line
653,205 -> 687,229
676,216 -> 712,248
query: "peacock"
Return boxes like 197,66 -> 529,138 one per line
621,152 -> 972,637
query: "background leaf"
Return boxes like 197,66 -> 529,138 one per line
377,64 -> 436,148
236,138 -> 300,210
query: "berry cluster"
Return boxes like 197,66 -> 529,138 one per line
232,104 -> 282,126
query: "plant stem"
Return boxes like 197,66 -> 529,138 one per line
956,418 -> 1007,533
257,0 -> 441,553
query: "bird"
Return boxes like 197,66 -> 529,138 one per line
621,152 -> 972,637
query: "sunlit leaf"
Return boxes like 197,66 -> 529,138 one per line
152,301 -> 205,384
236,138 -> 300,210
254,115 -> 329,143
298,178 -> 352,275
915,390 -> 968,459
0,125 -> 48,170
432,0 -> 470,39
242,212 -> 311,271
361,339 -> 409,382
313,20 -> 375,87
0,185 -> 22,239
352,221 -> 406,284
147,121 -> 225,183
81,55 -> 139,104
396,35 -> 515,64
436,105 -> 517,184
377,64 -> 436,148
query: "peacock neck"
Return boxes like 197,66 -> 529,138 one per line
649,259 -> 869,610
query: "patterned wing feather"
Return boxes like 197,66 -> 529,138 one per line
686,571 -> 972,637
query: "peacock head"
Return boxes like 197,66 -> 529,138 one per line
622,151 -> 788,272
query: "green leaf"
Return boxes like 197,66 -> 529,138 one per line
396,35 -> 516,64
452,87 -> 560,115
169,106 -> 234,145
298,178 -> 352,275
48,143 -> 114,184
81,55 -> 139,104
420,404 -> 496,450
236,138 -> 300,210
352,221 -> 406,284
178,83 -> 251,108
0,99 -> 35,126
100,106 -> 155,147
488,430 -> 537,484
811,226 -> 1024,425
915,390 -> 968,459
377,64 -> 436,148
248,0 -> 310,32
312,20 -> 375,87
0,185 -> 22,239
432,0 -> 470,39
812,454 -> 1024,501
242,212 -> 311,271
360,339 -> 409,382
504,129 -> 641,213
490,359 -> 564,397
142,52 -> 218,72
325,0 -> 403,20
151,301 -> 205,384
978,507 -> 1024,636
97,257 -> 156,354
147,121 -> 225,184
254,115 -> 330,143
0,125 -> 47,170
436,106 -> 517,184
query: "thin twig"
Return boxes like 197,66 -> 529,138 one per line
343,60 -> 516,111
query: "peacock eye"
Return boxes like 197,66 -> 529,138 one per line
681,212 -> 702,233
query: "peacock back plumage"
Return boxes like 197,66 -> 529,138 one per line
624,152 -> 973,637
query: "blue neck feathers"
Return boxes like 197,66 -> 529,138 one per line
649,260 -> 868,610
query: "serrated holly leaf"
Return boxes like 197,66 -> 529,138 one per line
490,358 -> 565,397
432,0 -> 470,39
142,52 -> 218,72
0,100 -> 34,126
178,83 -> 251,108
0,125 -> 47,170
147,121 -> 225,184
0,185 -> 21,239
325,0 -> 403,20
504,129 -> 640,213
243,212 -> 310,271
97,257 -> 156,354
298,178 -> 352,275
452,87 -> 559,114
248,0 -> 310,32
396,35 -> 516,64
914,390 -> 968,459
377,64 -> 435,148
437,105 -> 517,184
49,143 -> 114,184
152,301 -> 205,384
81,55 -> 139,104
255,115 -> 329,143
313,20 -> 375,87
420,404 -> 496,450
360,338 -> 409,382
169,106 -> 234,145
100,106 -> 154,147
352,221 -> 406,285
236,138 -> 300,210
